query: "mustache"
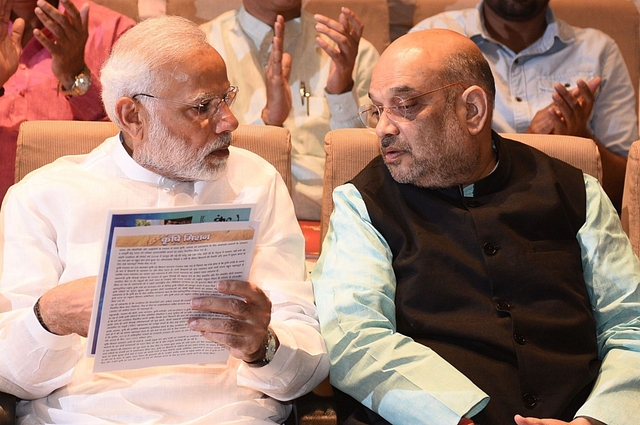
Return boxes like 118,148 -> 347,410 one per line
381,135 -> 396,148
215,132 -> 233,148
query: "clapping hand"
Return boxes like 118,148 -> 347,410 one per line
314,7 -> 363,94
0,0 -> 24,86
33,0 -> 89,90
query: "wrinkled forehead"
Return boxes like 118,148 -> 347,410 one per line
370,48 -> 442,101
152,46 -> 230,97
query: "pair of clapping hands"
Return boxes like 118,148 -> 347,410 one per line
527,76 -> 602,138
261,7 -> 363,126
38,277 -> 273,364
0,0 -> 88,91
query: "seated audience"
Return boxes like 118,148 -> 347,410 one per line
411,0 -> 638,211
312,29 -> 640,425
200,0 -> 379,220
0,15 -> 328,424
0,0 -> 134,201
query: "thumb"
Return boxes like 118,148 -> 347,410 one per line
11,17 -> 25,48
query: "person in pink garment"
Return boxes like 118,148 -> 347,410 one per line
0,0 -> 134,201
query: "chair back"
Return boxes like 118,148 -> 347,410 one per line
302,0 -> 390,54
621,140 -> 640,257
321,129 -> 603,244
412,0 -> 640,112
15,121 -> 292,193
143,0 -> 389,53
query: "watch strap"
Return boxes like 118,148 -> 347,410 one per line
246,327 -> 277,367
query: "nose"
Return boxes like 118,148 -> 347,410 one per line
375,108 -> 399,139
215,102 -> 239,133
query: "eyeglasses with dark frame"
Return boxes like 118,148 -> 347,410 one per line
132,85 -> 239,118
358,82 -> 465,128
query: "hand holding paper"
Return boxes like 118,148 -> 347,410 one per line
189,279 -> 272,363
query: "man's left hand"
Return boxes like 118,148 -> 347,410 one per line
33,0 -> 89,90
189,280 -> 273,363
514,414 -> 606,425
314,7 -> 362,94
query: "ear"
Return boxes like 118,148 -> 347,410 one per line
115,97 -> 146,146
460,85 -> 490,136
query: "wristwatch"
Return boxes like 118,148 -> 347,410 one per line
61,66 -> 92,97
246,327 -> 278,367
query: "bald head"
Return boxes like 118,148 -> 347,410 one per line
374,29 -> 495,108
367,28 -> 498,189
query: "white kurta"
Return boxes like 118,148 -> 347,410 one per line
0,135 -> 329,424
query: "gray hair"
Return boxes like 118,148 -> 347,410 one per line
440,48 -> 496,110
100,15 -> 211,126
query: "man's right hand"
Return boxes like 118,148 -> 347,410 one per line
38,276 -> 96,337
0,0 -> 24,86
261,14 -> 292,127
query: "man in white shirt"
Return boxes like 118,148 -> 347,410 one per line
411,0 -> 637,211
200,0 -> 380,220
0,15 -> 328,424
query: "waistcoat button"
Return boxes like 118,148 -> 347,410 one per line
522,393 -> 538,408
483,242 -> 499,255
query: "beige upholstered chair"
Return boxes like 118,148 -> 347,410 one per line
320,129 -> 603,243
302,0 -> 390,54
621,140 -> 640,257
15,121 -> 293,194
412,0 -> 640,111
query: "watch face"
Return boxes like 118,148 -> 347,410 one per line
76,74 -> 91,92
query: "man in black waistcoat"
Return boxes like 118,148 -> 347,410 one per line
311,29 -> 640,425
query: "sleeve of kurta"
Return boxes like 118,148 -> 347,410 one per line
574,175 -> 640,425
236,170 -> 329,401
311,184 -> 489,425
0,185 -> 84,400
327,38 -> 379,131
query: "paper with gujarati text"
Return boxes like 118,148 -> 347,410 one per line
87,204 -> 258,373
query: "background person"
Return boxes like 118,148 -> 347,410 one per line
200,0 -> 379,220
411,0 -> 638,211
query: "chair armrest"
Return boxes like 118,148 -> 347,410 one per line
0,391 -> 16,425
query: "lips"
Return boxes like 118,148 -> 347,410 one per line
209,146 -> 230,158
382,146 -> 406,162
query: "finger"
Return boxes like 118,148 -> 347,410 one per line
1,0 -> 12,24
340,7 -> 364,38
80,2 -> 89,31
190,295 -> 253,319
36,0 -> 68,27
281,52 -> 292,82
586,76 -> 602,93
218,280 -> 271,307
315,35 -> 339,61
188,315 -> 247,337
32,27 -> 57,53
60,0 -> 81,22
274,14 -> 284,39
268,16 -> 285,76
573,79 -> 596,105
11,18 -> 25,46
552,84 -> 577,117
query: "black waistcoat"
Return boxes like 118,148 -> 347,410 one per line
350,134 -> 600,424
